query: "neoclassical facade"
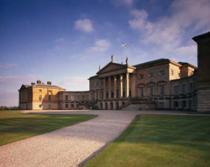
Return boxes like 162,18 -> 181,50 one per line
19,81 -> 90,110
89,58 -> 196,110
19,32 -> 210,112
19,80 -> 65,110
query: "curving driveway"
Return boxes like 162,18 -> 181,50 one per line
0,110 -> 208,167
0,110 -> 138,167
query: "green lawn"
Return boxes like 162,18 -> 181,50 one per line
0,111 -> 96,146
86,115 -> 210,167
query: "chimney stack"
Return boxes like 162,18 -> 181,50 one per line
47,81 -> 52,85
37,80 -> 42,84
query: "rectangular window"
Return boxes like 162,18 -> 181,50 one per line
189,83 -> 193,92
138,74 -> 144,80
160,85 -> 165,96
150,87 -> 154,96
111,91 -> 114,98
48,91 -> 52,101
65,95 -> 68,101
149,72 -> 154,78
39,95 -> 42,101
171,69 -> 174,76
106,92 -> 109,98
174,85 -> 179,95
65,103 -> 68,108
140,87 -> 144,97
48,95 -> 51,101
174,101 -> 178,108
182,101 -> 186,108
160,70 -> 165,76
182,84 -> 186,94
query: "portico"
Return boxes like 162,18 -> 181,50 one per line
101,74 -> 129,100
91,58 -> 135,110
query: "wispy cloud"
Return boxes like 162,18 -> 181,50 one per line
57,76 -> 88,91
0,63 -> 17,69
0,74 -> 40,87
128,0 -> 210,62
89,39 -> 111,52
111,0 -> 134,7
0,74 -> 41,106
74,18 -> 94,33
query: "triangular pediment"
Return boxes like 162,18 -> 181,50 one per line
97,62 -> 127,74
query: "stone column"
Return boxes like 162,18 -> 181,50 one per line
125,73 -> 130,97
103,78 -> 106,100
120,75 -> 123,98
108,76 -> 112,99
114,76 -> 117,98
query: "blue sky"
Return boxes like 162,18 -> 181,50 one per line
0,0 -> 210,106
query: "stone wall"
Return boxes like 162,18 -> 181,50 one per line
193,32 -> 210,112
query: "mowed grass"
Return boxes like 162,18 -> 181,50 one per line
86,115 -> 210,167
0,111 -> 96,146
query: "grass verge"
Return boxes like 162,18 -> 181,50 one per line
0,111 -> 96,146
86,115 -> 210,167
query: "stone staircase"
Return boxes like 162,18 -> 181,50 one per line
121,97 -> 155,111
122,104 -> 142,111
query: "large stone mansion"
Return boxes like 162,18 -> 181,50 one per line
19,32 -> 210,112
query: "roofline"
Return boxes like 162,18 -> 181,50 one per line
60,91 -> 90,93
193,31 -> 210,42
32,85 -> 65,90
96,62 -> 136,75
20,84 -> 65,90
179,62 -> 197,69
88,75 -> 98,80
97,62 -> 126,74
134,58 -> 181,69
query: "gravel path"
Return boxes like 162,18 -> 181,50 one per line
1,110 -> 209,167
0,110 -> 138,167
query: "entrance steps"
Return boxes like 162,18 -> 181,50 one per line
122,104 -> 141,111
121,98 -> 155,111
122,103 -> 155,111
